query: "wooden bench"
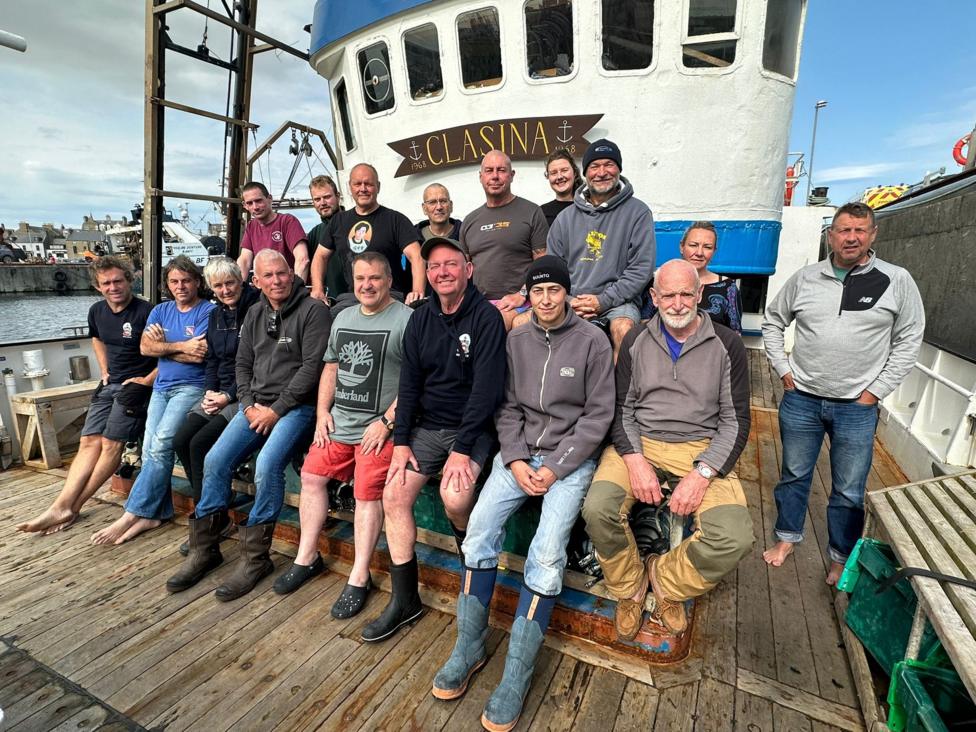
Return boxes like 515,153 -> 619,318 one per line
10,381 -> 99,469
861,471 -> 976,705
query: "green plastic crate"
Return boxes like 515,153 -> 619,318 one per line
842,538 -> 941,674
887,659 -> 976,731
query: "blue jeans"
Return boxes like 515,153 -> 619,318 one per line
773,389 -> 879,563
124,385 -> 204,520
463,454 -> 597,596
195,404 -> 315,525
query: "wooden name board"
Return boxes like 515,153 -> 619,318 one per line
388,114 -> 603,178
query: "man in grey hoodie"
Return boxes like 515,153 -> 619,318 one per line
547,138 -> 656,359
762,202 -> 924,584
166,249 -> 331,600
431,256 -> 614,731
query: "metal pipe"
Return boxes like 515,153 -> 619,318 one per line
0,29 -> 27,53
806,100 -> 827,205
225,0 -> 256,259
912,362 -> 975,399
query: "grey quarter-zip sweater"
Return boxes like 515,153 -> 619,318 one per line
761,251 -> 924,400
612,313 -> 750,476
496,307 -> 615,480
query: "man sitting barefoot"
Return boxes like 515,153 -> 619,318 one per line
17,257 -> 156,535
91,256 -> 214,545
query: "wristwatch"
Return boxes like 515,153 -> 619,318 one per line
380,415 -> 395,431
694,461 -> 716,480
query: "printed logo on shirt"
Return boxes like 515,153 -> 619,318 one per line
334,329 -> 390,413
184,325 -> 196,337
858,297 -> 873,304
348,221 -> 373,254
559,367 -> 575,377
458,333 -> 472,360
479,221 -> 511,232
271,231 -> 283,243
122,322 -> 133,339
582,230 -> 606,262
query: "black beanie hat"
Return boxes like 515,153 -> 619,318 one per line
582,138 -> 622,173
525,255 -> 572,295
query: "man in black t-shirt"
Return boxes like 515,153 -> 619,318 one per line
17,256 -> 157,536
305,174 -> 346,298
310,163 -> 423,312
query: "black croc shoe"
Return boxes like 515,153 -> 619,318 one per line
273,554 -> 325,595
331,575 -> 374,619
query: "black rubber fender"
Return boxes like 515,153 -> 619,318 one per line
53,269 -> 68,282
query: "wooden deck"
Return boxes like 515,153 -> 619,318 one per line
0,351 -> 908,731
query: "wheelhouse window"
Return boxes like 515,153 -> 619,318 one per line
335,78 -> 355,151
601,0 -> 654,70
457,8 -> 502,89
762,0 -> 803,79
357,42 -> 395,114
404,24 -> 443,100
682,0 -> 737,68
525,0 -> 573,79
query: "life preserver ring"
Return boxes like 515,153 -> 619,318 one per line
54,281 -> 68,293
954,134 -> 971,166
53,269 -> 68,282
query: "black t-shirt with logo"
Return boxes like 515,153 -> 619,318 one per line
324,205 -> 418,295
87,297 -> 156,383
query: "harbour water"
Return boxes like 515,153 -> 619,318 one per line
0,292 -> 100,343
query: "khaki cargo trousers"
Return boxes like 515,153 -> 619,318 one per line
582,437 -> 753,602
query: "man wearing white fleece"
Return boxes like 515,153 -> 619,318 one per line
761,202 -> 924,585
546,138 -> 656,359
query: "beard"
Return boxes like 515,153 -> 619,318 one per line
660,308 -> 698,330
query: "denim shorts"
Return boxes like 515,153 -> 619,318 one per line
601,301 -> 641,323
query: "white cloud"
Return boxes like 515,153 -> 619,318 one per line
816,162 -> 904,183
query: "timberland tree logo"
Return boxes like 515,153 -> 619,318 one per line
334,329 -> 390,413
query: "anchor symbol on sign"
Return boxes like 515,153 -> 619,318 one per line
556,120 -> 573,144
408,141 -> 422,161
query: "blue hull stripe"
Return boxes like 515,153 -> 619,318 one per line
311,0 -> 435,55
655,219 -> 781,275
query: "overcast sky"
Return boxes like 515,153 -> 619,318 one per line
0,1 -> 331,232
1,2 -> 974,231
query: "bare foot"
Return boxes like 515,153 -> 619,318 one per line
762,541 -> 795,567
91,512 -> 139,545
16,506 -> 77,534
825,561 -> 845,586
42,513 -> 79,535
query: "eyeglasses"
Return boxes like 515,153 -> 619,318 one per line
655,291 -> 699,304
423,198 -> 451,206
265,310 -> 280,339
832,226 -> 875,237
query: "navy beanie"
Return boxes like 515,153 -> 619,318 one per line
582,138 -> 622,173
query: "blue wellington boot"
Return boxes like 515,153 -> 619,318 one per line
432,567 -> 496,700
481,587 -> 554,732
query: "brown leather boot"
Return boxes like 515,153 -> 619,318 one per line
166,511 -> 226,593
214,521 -> 275,602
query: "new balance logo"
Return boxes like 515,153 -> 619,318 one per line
858,297 -> 874,304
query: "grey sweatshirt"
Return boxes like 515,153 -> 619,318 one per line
546,176 -> 656,311
612,314 -> 751,476
237,284 -> 332,416
496,307 -> 615,479
762,251 -> 925,400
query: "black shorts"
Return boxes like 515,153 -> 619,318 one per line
406,427 -> 495,477
81,382 -> 150,443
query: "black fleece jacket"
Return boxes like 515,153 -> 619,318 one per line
394,283 -> 506,455
204,284 -> 260,398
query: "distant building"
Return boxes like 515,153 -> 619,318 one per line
65,228 -> 110,258
11,221 -> 59,259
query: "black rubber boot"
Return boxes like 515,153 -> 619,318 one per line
214,521 -> 275,602
178,510 -> 231,556
166,512 -> 226,593
361,556 -> 425,642
451,523 -> 467,567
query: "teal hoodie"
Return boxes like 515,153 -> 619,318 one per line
546,175 -> 656,312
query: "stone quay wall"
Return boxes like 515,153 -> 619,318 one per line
0,264 -> 95,293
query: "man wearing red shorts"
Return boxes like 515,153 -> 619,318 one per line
272,252 -> 413,618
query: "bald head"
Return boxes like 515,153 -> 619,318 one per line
655,259 -> 700,293
479,149 -> 515,205
652,259 -> 702,332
